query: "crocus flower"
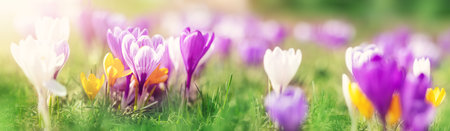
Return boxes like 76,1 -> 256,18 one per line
293,22 -> 313,43
401,74 -> 435,131
345,44 -> 382,74
107,27 -> 148,69
342,74 -> 374,119
144,65 -> 169,87
264,47 -> 302,94
386,93 -> 401,125
265,87 -> 308,131
313,20 -> 355,47
408,34 -> 441,65
103,52 -> 131,87
167,37 -> 186,83
214,36 -> 232,57
438,29 -> 450,51
179,27 -> 214,91
413,58 -> 431,77
426,87 -> 446,107
11,17 -> 69,129
34,17 -> 71,78
80,9 -> 127,46
121,28 -> 165,109
373,27 -> 413,68
260,20 -> 286,46
238,39 -> 269,65
350,47 -> 405,125
80,72 -> 105,100
122,32 -> 165,88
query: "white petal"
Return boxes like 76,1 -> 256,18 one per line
341,74 -> 353,112
345,47 -> 353,74
44,79 -> 67,96
413,57 -> 430,77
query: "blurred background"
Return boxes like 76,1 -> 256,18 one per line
1,0 -> 450,130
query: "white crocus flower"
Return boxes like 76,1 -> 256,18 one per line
263,47 -> 302,94
345,44 -> 381,74
10,17 -> 69,130
413,57 -> 431,77
167,37 -> 186,83
35,17 -> 70,44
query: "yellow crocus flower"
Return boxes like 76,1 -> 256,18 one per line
386,93 -> 401,125
426,87 -> 446,107
348,82 -> 374,118
103,53 -> 131,87
80,72 -> 105,100
144,65 -> 168,87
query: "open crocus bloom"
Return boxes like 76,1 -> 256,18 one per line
10,17 -> 70,129
121,28 -> 166,109
264,47 -> 302,94
35,17 -> 70,78
80,72 -> 105,100
179,27 -> 214,91
265,87 -> 308,131
122,31 -> 165,89
103,52 -> 131,87
107,27 -> 148,69
11,38 -> 68,97
426,87 -> 446,107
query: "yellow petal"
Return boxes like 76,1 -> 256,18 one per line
112,58 -> 125,73
144,65 -> 168,87
436,88 -> 445,106
387,93 -> 401,125
106,66 -> 118,86
348,81 -> 374,118
120,70 -> 132,77
80,72 -> 88,95
103,53 -> 114,72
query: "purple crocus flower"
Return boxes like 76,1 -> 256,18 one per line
438,29 -> 450,51
313,20 -> 355,48
400,74 -> 435,131
265,87 -> 308,131
352,55 -> 405,125
214,36 -> 232,57
261,20 -> 286,46
107,27 -> 148,69
238,39 -> 269,65
121,29 -> 165,93
179,27 -> 214,91
79,8 -> 127,46
373,27 -> 414,68
92,11 -> 127,44
408,34 -> 441,66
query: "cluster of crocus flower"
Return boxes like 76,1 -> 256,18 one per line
293,20 -> 355,48
373,27 -> 442,68
343,43 -> 446,130
263,47 -> 308,131
77,26 -> 215,111
154,9 -> 288,66
11,17 -> 70,129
